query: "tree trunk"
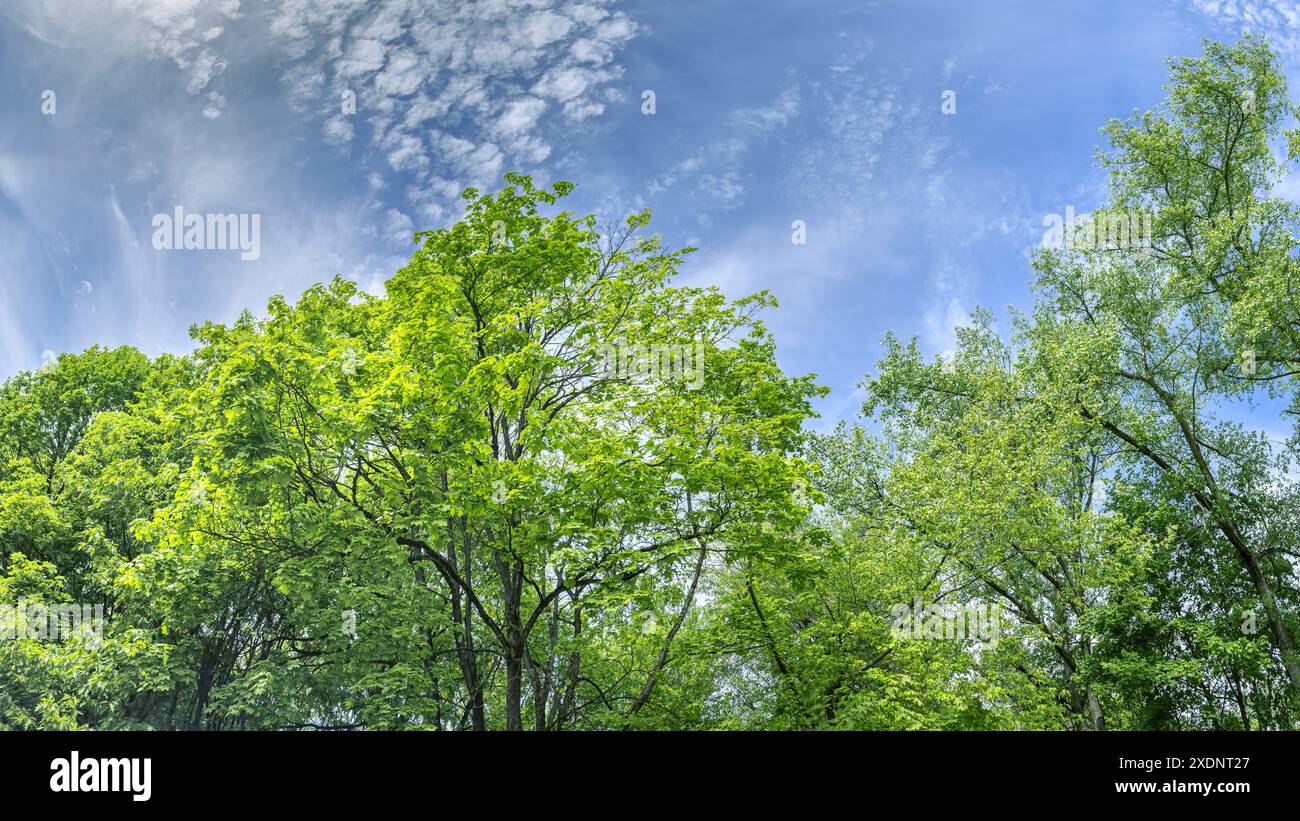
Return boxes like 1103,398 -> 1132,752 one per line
498,555 -> 526,731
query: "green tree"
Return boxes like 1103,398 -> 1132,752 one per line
138,174 -> 823,729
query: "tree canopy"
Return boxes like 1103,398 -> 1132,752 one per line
2,37 -> 1298,730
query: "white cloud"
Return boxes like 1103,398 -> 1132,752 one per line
923,296 -> 971,358
105,0 -> 243,116
202,90 -> 225,119
25,0 -> 640,217
323,114 -> 354,145
729,87 -> 801,133
374,49 -> 426,96
186,49 -> 227,94
522,11 -> 574,48
648,87 -> 801,209
1185,1 -> 1300,59
267,0 -> 640,215
384,208 -> 414,245
496,96 -> 550,139
337,38 -> 388,78
533,66 -> 596,102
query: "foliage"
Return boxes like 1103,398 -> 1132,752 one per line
2,40 -> 1299,728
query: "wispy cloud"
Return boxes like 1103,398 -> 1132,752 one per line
270,0 -> 640,220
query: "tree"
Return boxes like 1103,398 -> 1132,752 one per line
138,174 -> 823,729
1032,35 -> 1300,697
3,34 -> 1298,729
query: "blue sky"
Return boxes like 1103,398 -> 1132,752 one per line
1,0 -> 1298,428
